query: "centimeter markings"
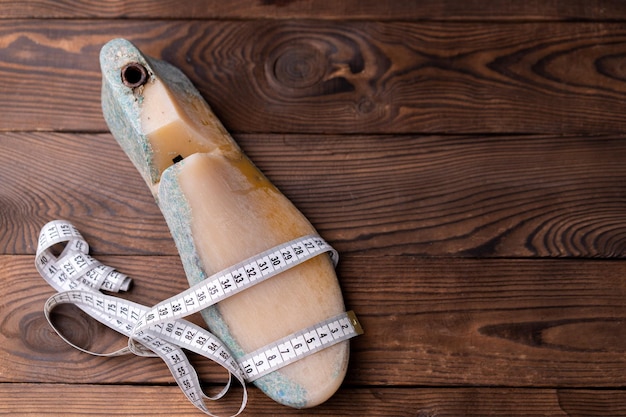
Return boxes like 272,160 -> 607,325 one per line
36,221 -> 131,293
44,289 -> 246,414
36,221 -> 245,416
35,220 -> 362,416
135,234 -> 339,333
35,220 -> 247,416
239,311 -> 363,382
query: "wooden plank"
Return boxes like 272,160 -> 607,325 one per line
1,384 -> 625,416
2,20 -> 626,134
346,256 -> 626,386
1,1 -> 625,21
3,254 -> 626,386
4,132 -> 626,258
0,132 -> 169,256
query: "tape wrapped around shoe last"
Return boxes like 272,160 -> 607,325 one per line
35,220 -> 362,416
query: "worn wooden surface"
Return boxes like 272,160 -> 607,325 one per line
3,20 -> 626,134
2,2 -> 626,416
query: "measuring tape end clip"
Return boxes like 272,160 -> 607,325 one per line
347,310 -> 364,335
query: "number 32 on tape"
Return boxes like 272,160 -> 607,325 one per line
35,220 -> 362,416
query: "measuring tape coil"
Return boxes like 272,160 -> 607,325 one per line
35,220 -> 362,416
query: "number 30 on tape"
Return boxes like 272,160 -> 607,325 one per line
35,220 -> 362,417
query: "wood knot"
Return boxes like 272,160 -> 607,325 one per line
264,36 -> 357,97
596,53 -> 626,82
19,310 -> 88,354
357,96 -> 376,114
271,43 -> 326,89
479,318 -> 626,352
21,305 -> 100,355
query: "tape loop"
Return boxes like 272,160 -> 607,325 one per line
44,294 -> 133,357
35,220 -> 360,416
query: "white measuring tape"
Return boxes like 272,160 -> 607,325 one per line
35,220 -> 362,416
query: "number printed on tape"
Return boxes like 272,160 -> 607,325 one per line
34,220 -> 362,417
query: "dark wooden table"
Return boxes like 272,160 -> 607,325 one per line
3,1 -> 626,415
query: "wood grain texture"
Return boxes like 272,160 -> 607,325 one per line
3,5 -> 626,416
2,20 -> 626,133
0,132 -> 169,255
2,1 -> 626,21
1,384 -> 626,416
4,132 -> 626,258
4,254 -> 626,387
